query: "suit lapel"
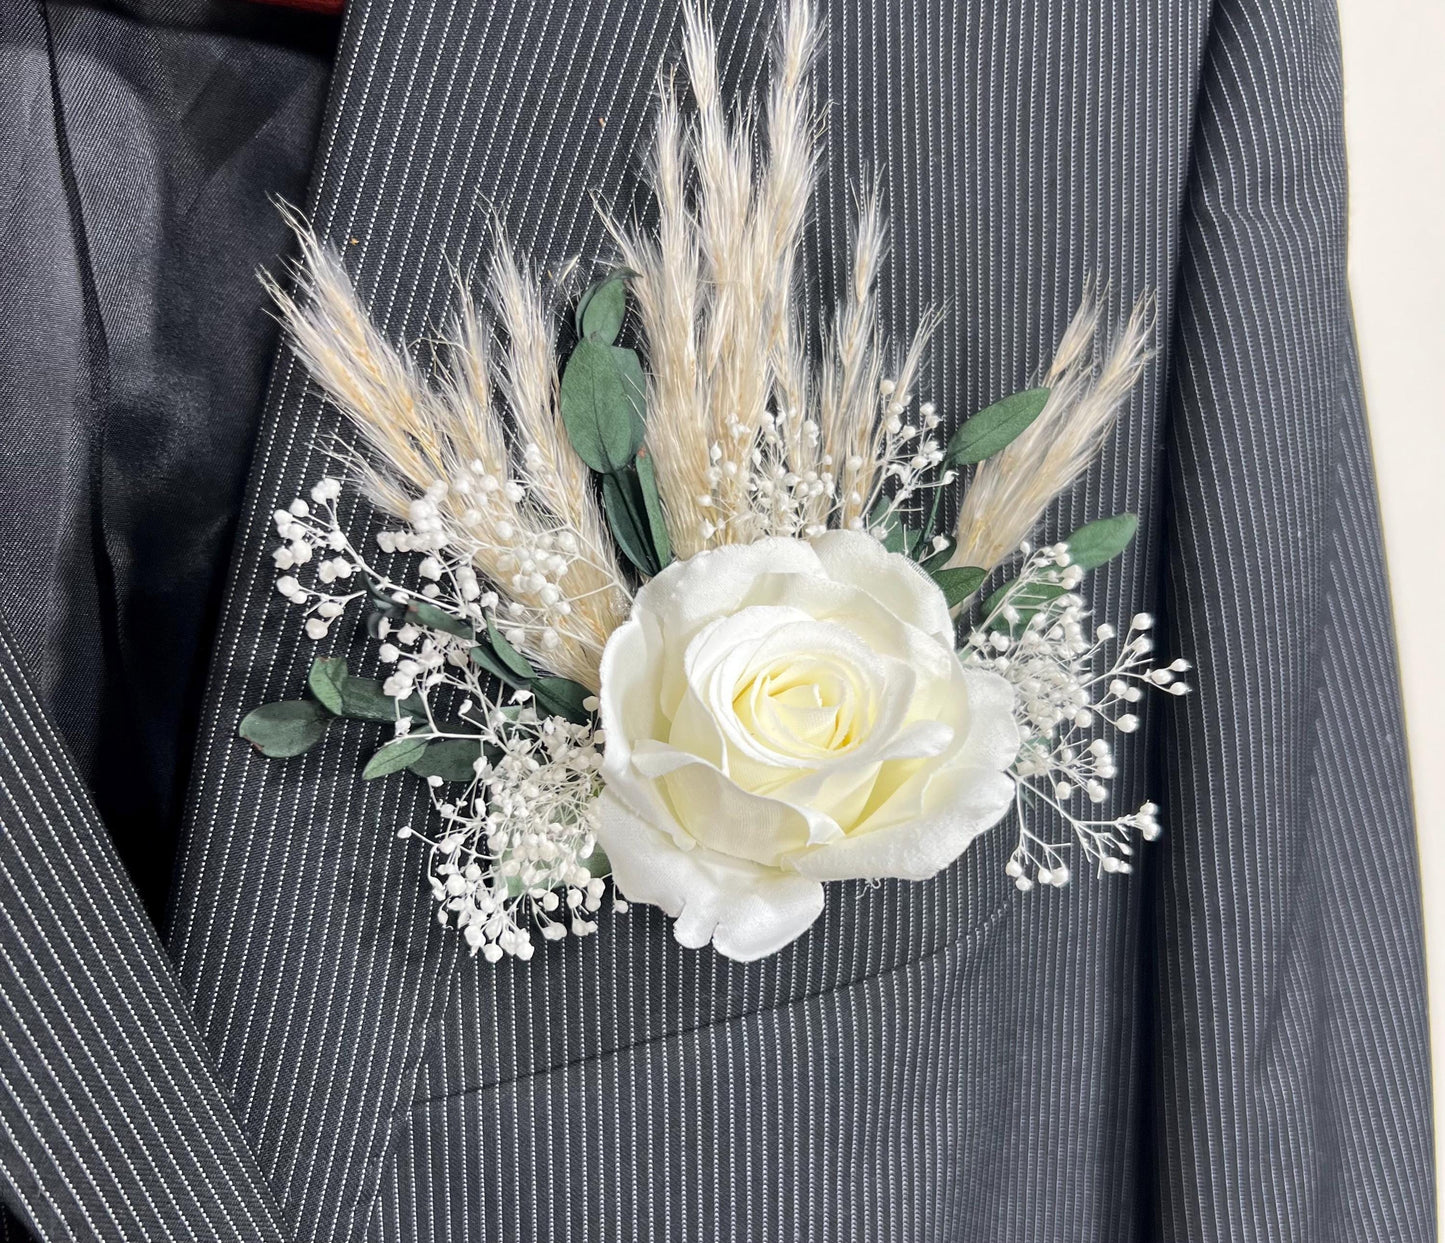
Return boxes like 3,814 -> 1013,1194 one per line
168,1 -> 693,1236
0,615 -> 289,1242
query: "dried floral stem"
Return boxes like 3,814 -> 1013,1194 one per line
610,1 -> 846,550
609,81 -> 711,555
951,291 -> 1155,574
266,207 -> 630,688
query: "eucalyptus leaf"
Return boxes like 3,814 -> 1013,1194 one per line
532,676 -> 594,725
405,599 -> 472,638
635,447 -> 673,568
484,619 -> 537,681
407,737 -> 485,783
575,273 -> 628,345
602,470 -> 660,576
980,579 -> 1067,631
239,700 -> 332,758
610,344 -> 648,425
930,565 -> 987,609
945,386 -> 1050,465
469,642 -> 528,691
559,338 -> 647,474
306,657 -> 349,715
362,734 -> 432,779
336,676 -> 421,722
308,657 -> 423,722
578,844 -> 611,879
345,679 -> 427,724
1064,512 -> 1139,570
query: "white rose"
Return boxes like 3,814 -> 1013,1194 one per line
595,531 -> 1020,961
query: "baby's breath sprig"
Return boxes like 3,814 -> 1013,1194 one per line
256,474 -> 615,960
403,698 -> 607,963
962,540 -> 1191,890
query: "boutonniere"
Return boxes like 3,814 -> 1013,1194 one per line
242,0 -> 1188,963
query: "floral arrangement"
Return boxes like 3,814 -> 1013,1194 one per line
241,0 -> 1188,963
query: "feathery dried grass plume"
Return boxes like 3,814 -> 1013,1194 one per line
950,291 -> 1155,575
264,206 -> 630,689
610,0 -> 954,550
609,0 -> 834,553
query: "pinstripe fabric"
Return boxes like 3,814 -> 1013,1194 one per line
0,0 -> 1428,1239
0,620 -> 288,1242
1154,6 -> 1434,1236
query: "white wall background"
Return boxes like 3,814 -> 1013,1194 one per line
1337,0 -> 1445,1216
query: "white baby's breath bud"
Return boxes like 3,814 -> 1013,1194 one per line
305,618 -> 329,640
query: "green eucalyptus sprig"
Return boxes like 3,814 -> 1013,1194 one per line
560,273 -> 672,577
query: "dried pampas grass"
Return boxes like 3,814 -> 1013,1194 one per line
265,0 -> 1155,689
608,0 -> 830,553
950,292 -> 1155,575
264,205 -> 629,689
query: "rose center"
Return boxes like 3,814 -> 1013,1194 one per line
731,656 -> 870,758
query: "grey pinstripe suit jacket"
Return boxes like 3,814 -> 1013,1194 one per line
0,0 -> 1433,1239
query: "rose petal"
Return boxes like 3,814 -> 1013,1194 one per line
596,793 -> 826,961
630,539 -> 824,711
809,529 -> 955,646
951,666 -> 1022,773
659,754 -> 821,865
783,668 -> 1019,881
598,611 -> 665,778
784,763 -> 1016,882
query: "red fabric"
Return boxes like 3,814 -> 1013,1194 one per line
245,0 -> 345,13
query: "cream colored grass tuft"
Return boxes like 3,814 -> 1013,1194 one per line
266,205 -> 629,689
951,291 -> 1155,575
